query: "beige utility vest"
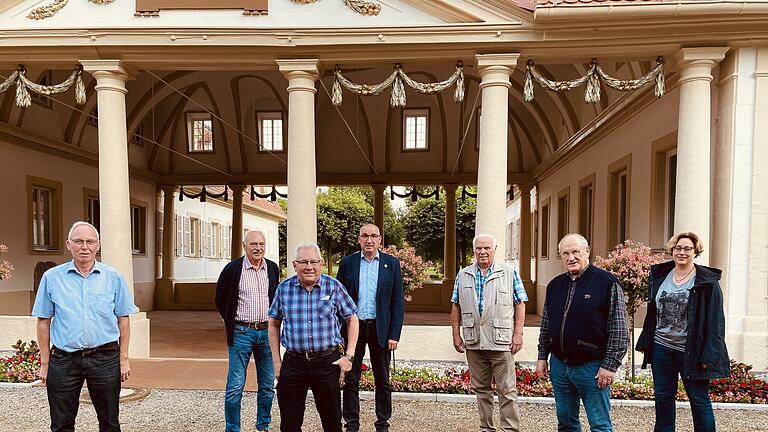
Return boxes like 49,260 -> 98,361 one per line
457,263 -> 517,351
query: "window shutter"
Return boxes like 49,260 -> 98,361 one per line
223,225 -> 231,259
183,216 -> 191,256
175,214 -> 183,257
156,211 -> 164,256
202,222 -> 210,258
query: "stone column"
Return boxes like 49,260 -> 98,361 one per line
160,185 -> 177,280
278,59 -> 320,276
443,184 -> 458,283
230,184 -> 246,260
373,183 -> 386,241
518,183 -> 535,306
80,60 -> 137,291
674,47 -> 728,264
474,53 -> 520,260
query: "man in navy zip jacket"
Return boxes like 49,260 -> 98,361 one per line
536,233 -> 628,432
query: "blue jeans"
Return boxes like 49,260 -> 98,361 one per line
651,342 -> 715,432
225,325 -> 274,432
550,355 -> 613,432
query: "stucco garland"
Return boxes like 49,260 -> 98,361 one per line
524,58 -> 665,103
291,0 -> 382,15
333,62 -> 465,108
0,66 -> 86,108
27,0 -> 112,20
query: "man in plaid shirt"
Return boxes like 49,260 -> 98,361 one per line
268,242 -> 359,432
536,233 -> 628,432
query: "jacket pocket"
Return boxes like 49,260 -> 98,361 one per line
493,319 -> 512,344
577,339 -> 599,350
462,313 -> 477,344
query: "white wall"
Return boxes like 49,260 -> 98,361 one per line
173,194 -> 281,282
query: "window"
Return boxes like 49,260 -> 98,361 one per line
85,193 -> 101,232
578,174 -> 596,246
156,210 -> 163,256
186,112 -> 214,152
402,108 -> 429,150
31,71 -> 53,109
557,187 -> 570,246
131,123 -> 145,146
189,217 -> 201,257
28,176 -> 62,252
540,197 -> 551,259
650,134 -> 677,249
175,214 -> 183,257
608,155 -> 632,251
210,222 -> 221,259
257,112 -> 284,152
130,204 -> 146,255
87,107 -> 98,127
222,225 -> 231,259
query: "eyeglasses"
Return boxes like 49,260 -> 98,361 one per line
560,250 -> 584,258
673,246 -> 694,253
359,234 -> 381,240
70,239 -> 98,246
295,260 -> 322,267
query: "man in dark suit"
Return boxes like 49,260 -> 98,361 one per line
337,223 -> 405,432
215,230 -> 280,432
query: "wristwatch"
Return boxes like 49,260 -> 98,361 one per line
344,353 -> 355,362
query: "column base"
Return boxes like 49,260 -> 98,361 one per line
128,312 -> 151,359
522,281 -> 536,313
727,318 -> 768,370
154,278 -> 175,310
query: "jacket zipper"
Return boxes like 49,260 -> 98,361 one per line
560,280 -> 576,357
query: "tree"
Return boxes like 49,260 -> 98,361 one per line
316,187 -> 373,275
350,186 -> 404,248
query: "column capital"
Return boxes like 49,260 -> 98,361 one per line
515,182 -> 533,194
228,183 -> 247,194
442,183 -> 459,193
277,59 -> 320,87
475,53 -> 520,80
372,183 -> 387,193
675,47 -> 729,84
160,185 -> 178,195
80,60 -> 138,81
676,47 -> 730,64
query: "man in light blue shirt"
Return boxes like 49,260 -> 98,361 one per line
337,223 -> 404,432
32,221 -> 137,432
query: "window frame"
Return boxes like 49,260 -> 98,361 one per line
540,196 -> 551,260
401,107 -> 430,152
185,111 -> 215,154
129,202 -> 148,256
27,176 -> 62,254
31,70 -> 54,109
189,216 -> 202,258
256,111 -> 286,153
556,187 -> 570,251
607,154 -> 632,252
578,173 -> 596,248
649,132 -> 677,249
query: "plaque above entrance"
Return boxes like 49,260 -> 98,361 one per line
135,0 -> 268,16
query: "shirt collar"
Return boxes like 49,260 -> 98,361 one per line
360,251 -> 380,262
243,256 -> 266,271
476,262 -> 494,275
568,263 -> 590,281
66,260 -> 102,276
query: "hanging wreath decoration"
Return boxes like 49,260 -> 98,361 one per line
291,0 -> 380,16
524,58 -> 665,103
0,65 -> 86,108
27,0 -> 112,20
333,61 -> 465,108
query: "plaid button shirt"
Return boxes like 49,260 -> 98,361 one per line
451,263 -> 528,315
268,274 -> 357,353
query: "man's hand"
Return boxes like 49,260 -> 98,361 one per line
452,335 -> 465,353
535,360 -> 549,379
38,363 -> 48,385
273,359 -> 282,381
510,333 -> 523,354
120,358 -> 131,382
595,367 -> 615,389
387,339 -> 398,351
332,356 -> 353,382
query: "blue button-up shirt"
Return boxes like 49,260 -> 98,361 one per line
31,261 -> 138,352
268,274 -> 357,352
451,263 -> 528,315
357,251 -> 380,320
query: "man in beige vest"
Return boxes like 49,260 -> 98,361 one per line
451,234 -> 528,432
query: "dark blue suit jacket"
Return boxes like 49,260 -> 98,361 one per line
336,251 -> 405,348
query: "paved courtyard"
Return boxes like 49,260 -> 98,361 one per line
2,387 -> 768,432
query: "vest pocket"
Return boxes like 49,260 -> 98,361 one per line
462,313 -> 478,344
577,339 -> 599,350
493,319 -> 512,344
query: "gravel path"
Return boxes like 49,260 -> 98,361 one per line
2,387 -> 767,432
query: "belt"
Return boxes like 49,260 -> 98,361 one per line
285,347 -> 339,361
235,320 -> 268,330
362,319 -> 376,325
53,341 -> 119,357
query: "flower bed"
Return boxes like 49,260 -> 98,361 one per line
358,361 -> 768,404
0,340 -> 41,383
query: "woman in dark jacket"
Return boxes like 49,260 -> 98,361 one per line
636,232 -> 729,432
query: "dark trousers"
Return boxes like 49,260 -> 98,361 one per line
343,320 -> 392,432
46,343 -> 121,432
652,342 -> 715,432
277,350 -> 343,432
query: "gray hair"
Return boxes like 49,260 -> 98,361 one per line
294,242 -> 322,261
67,221 -> 100,241
558,233 -> 589,252
472,233 -> 496,249
243,229 -> 266,244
